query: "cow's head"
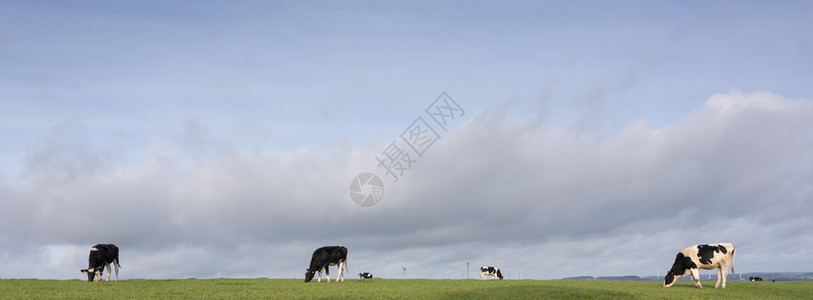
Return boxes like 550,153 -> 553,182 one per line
80,267 -> 102,282
663,271 -> 678,287
663,252 -> 695,287
305,269 -> 316,282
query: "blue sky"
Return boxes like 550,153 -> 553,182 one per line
1,1 -> 812,280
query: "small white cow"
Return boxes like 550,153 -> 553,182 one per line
663,243 -> 735,288
480,266 -> 503,280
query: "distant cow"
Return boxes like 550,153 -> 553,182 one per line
359,272 -> 373,279
663,243 -> 735,288
480,266 -> 503,280
80,244 -> 121,282
750,276 -> 763,281
305,246 -> 348,283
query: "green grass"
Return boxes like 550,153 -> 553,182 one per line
1,278 -> 811,299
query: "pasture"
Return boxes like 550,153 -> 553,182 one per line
1,278 -> 811,299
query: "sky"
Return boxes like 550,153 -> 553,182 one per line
1,1 -> 812,280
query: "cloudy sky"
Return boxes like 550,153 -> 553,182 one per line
1,1 -> 812,280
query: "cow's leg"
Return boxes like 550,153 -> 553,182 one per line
326,265 -> 331,283
105,263 -> 112,282
317,266 -> 323,283
336,261 -> 343,282
690,269 -> 702,288
114,260 -> 120,282
715,267 -> 723,288
719,265 -> 729,288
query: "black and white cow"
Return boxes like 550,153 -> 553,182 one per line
749,276 -> 763,281
663,243 -> 735,289
359,272 -> 373,279
305,245 -> 348,283
480,266 -> 503,280
79,244 -> 121,282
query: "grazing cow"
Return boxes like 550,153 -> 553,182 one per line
480,266 -> 503,280
663,243 -> 735,289
79,244 -> 121,282
750,277 -> 763,281
359,272 -> 373,279
305,246 -> 348,283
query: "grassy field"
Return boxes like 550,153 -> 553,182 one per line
1,278 -> 811,299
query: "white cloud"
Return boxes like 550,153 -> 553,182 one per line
1,90 -> 812,280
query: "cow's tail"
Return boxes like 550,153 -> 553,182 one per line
730,247 -> 735,274
345,260 -> 349,273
